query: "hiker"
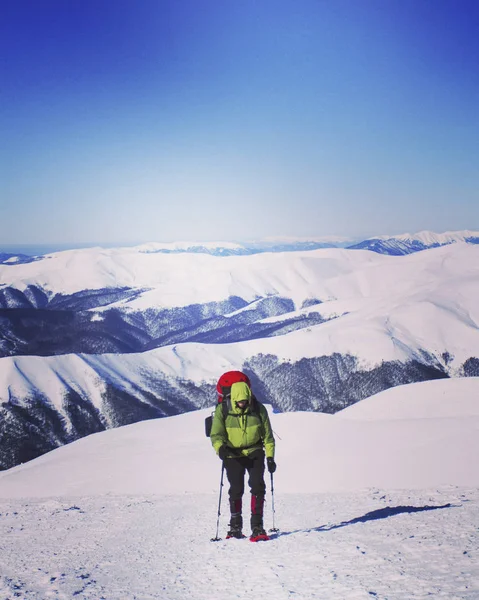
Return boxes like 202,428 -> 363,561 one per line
210,374 -> 276,540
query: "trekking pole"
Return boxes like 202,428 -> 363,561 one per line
210,463 -> 225,542
269,471 -> 279,533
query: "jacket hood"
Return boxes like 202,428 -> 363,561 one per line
230,381 -> 252,411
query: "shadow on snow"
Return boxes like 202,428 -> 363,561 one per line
275,503 -> 458,538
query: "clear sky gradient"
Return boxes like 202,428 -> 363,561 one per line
1,0 -> 478,244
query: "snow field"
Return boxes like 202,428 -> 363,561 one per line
0,489 -> 477,600
0,378 -> 478,599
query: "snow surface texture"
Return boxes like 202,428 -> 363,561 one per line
0,379 -> 478,599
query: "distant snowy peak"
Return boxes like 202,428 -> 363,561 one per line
377,230 -> 479,244
0,252 -> 39,265
134,241 -> 248,256
132,238 -> 354,256
259,235 -> 353,243
133,231 -> 479,257
348,229 -> 479,255
348,238 -> 429,256
243,240 -> 342,252
243,236 -> 356,251
4,231 -> 477,260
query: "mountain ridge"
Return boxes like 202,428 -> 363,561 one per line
1,240 -> 478,470
2,229 -> 479,260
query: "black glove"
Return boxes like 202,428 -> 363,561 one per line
267,457 -> 277,473
218,446 -> 229,460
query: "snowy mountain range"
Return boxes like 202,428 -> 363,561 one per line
2,230 -> 478,262
135,238 -> 349,255
1,237 -> 479,469
135,230 -> 479,256
0,377 -> 478,599
349,229 -> 479,255
0,237 -> 354,263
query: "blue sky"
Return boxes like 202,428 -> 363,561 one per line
1,0 -> 478,245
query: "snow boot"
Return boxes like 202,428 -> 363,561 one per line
250,523 -> 269,542
250,494 -> 265,531
226,525 -> 244,539
250,494 -> 269,539
226,499 -> 244,539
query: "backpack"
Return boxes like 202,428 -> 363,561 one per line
204,370 -> 253,437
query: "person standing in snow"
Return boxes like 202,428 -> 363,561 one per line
210,378 -> 276,539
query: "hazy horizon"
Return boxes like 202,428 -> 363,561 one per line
3,228 -> 479,258
1,235 -> 358,256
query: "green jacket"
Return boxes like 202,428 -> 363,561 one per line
210,382 -> 275,459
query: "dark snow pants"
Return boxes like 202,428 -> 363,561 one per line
225,450 -> 266,529
224,450 -> 266,500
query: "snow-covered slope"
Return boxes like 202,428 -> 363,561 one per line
3,241 -> 475,361
337,377 -> 479,420
0,252 -> 38,265
0,244 -> 381,304
2,243 -> 479,375
1,242 -> 479,469
0,378 -> 477,599
348,229 -> 479,255
1,238 -> 477,310
375,229 -> 479,245
2,230 -> 476,264
1,377 -> 478,496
